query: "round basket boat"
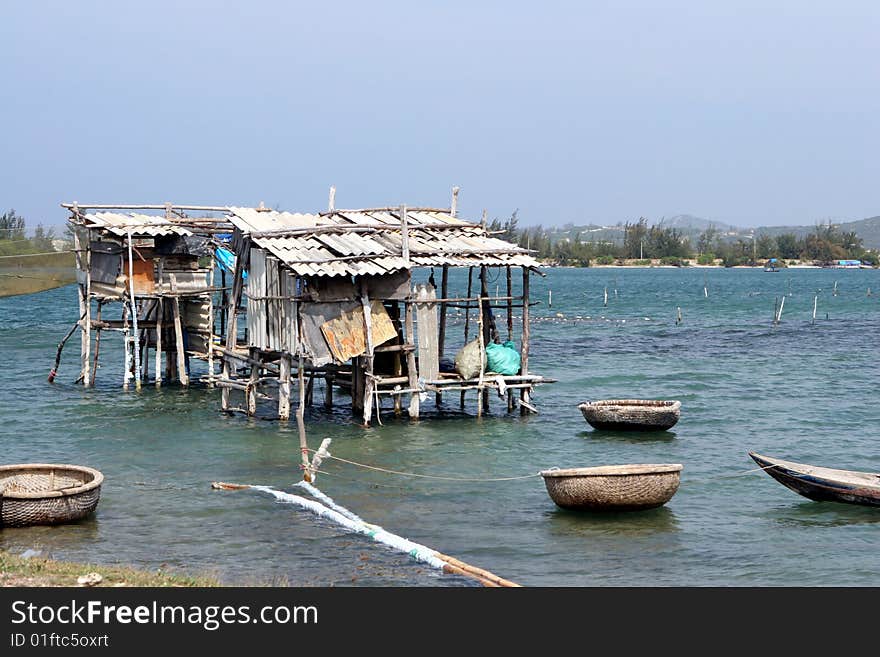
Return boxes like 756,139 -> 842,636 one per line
541,464 -> 683,511
0,464 -> 103,528
578,399 -> 681,431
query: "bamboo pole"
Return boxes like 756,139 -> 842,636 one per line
476,292 -> 485,418
404,298 -> 420,419
461,266 -> 474,408
434,553 -> 521,587
436,264 -> 449,407
170,274 -> 189,386
72,227 -> 91,387
361,284 -> 375,426
247,348 -> 260,416
520,266 -> 531,415
279,353 -> 292,420
207,263 -> 215,386
155,298 -> 163,386
296,346 -> 310,482
127,230 -> 142,390
221,238 -> 247,410
506,265 -> 514,411
812,295 -> 818,324
122,301 -> 131,389
91,301 -> 103,384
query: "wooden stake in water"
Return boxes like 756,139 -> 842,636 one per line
603,287 -> 608,307
703,278 -> 708,298
676,306 -> 682,325
833,280 -> 838,296
812,295 -> 818,324
548,289 -> 552,308
776,295 -> 785,323
773,296 -> 779,326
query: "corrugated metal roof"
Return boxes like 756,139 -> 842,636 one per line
81,212 -> 194,237
225,207 -> 538,277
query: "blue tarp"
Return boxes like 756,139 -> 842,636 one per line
215,247 -> 247,278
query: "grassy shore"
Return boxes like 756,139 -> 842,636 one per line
0,549 -> 219,587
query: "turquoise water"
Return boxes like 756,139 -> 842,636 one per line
1,267 -> 879,586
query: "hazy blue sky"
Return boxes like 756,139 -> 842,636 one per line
1,1 -> 877,229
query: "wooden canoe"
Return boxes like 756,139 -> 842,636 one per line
749,452 -> 880,507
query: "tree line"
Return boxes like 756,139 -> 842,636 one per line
488,212 -> 877,267
0,209 -> 60,256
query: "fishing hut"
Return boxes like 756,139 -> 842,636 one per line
218,195 -> 552,424
62,203 -> 232,388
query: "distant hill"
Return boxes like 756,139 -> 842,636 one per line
657,214 -> 738,233
540,214 -> 880,250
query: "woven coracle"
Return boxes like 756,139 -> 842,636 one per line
0,464 -> 103,528
578,399 -> 681,431
540,464 -> 683,511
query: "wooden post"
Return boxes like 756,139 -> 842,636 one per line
328,185 -> 336,211
221,238 -> 247,410
247,348 -> 259,416
361,285 -> 375,426
207,263 -> 215,386
506,265 -> 514,412
296,354 -> 311,481
91,301 -> 103,384
155,298 -> 163,386
461,266 -> 473,408
127,230 -> 142,390
520,267 -> 531,415
351,356 -> 364,414
450,186 -> 460,217
399,204 -> 410,266
279,353 -> 292,420
404,297 -> 420,419
122,301 -> 132,389
436,264 -> 449,406
479,266 -> 493,412
73,228 -> 91,387
170,274 -> 189,386
476,293 -> 485,418
323,373 -> 333,408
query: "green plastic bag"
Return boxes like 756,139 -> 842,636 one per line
485,340 -> 521,375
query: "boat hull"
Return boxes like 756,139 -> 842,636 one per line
749,452 -> 880,507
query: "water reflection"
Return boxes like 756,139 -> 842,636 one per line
579,429 -> 678,443
767,500 -> 880,528
546,505 -> 680,537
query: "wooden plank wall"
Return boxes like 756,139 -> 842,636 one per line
414,283 -> 439,380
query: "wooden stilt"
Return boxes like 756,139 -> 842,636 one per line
520,267 -> 531,415
404,298 -> 420,419
122,301 -> 131,389
222,238 -> 247,411
73,229 -> 91,387
361,285 -> 375,426
170,274 -> 189,386
278,353 -> 292,420
476,291 -> 485,418
207,264 -> 215,386
461,266 -> 473,408
126,230 -> 142,390
479,266 -> 494,412
296,315 -> 311,482
323,373 -> 333,408
91,301 -> 102,384
247,348 -> 259,416
155,298 -> 163,386
506,266 -> 514,412
436,264 -> 448,406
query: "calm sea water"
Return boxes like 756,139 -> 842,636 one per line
1,267 -> 878,586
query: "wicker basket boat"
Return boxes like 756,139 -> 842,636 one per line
578,399 -> 681,431
0,464 -> 103,528
541,464 -> 683,511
